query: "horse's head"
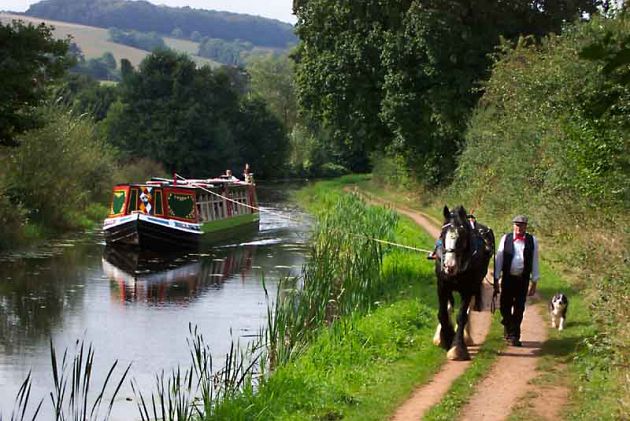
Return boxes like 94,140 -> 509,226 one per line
439,205 -> 473,276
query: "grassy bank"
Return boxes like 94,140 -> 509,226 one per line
361,172 -> 627,419
204,176 -> 447,419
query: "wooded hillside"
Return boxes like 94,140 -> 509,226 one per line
25,0 -> 297,48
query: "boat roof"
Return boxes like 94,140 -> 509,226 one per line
115,177 -> 252,189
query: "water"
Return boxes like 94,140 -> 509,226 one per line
0,185 -> 312,419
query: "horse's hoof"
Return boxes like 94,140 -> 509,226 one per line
447,346 -> 471,361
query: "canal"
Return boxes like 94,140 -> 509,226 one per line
0,184 -> 312,419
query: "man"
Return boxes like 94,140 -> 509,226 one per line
494,215 -> 539,346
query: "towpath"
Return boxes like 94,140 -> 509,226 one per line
350,188 -> 568,420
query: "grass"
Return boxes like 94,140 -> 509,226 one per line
200,178 -> 449,419
508,262 -> 626,421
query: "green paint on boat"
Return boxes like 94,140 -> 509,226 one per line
167,193 -> 195,219
112,191 -> 126,214
202,213 -> 259,233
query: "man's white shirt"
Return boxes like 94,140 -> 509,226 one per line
494,234 -> 539,283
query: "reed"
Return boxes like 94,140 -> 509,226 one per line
132,323 -> 264,421
2,339 -> 130,421
48,339 -> 131,421
2,372 -> 43,421
264,193 -> 399,368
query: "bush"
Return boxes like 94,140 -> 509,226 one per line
6,105 -> 116,230
0,156 -> 27,247
113,157 -> 169,184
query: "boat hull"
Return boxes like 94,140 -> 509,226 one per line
104,213 -> 259,250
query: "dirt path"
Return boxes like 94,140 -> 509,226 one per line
351,189 -> 567,420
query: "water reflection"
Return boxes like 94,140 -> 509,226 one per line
102,246 -> 256,305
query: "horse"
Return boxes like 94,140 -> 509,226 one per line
434,205 -> 494,360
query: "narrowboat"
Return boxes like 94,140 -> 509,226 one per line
103,170 -> 259,249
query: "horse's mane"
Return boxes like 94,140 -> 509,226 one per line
442,205 -> 470,231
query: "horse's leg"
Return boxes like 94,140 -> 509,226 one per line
433,296 -> 454,346
447,294 -> 473,361
438,286 -> 455,350
463,305 -> 474,346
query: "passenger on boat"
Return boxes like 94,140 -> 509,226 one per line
222,169 -> 239,181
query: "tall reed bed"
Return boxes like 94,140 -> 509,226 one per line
266,193 -> 398,368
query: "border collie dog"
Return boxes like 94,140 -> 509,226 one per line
549,293 -> 569,331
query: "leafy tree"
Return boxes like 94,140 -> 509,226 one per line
0,20 -> 72,146
103,49 -> 289,178
233,97 -> 289,177
197,38 -> 253,66
59,73 -> 118,120
108,27 -> 166,51
450,14 -> 629,213
190,30 -> 202,42
71,52 -> 120,80
6,104 -> 116,227
247,53 -> 297,129
293,0 -> 600,183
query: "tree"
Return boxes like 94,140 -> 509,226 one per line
0,20 -> 72,146
103,49 -> 289,178
293,0 -> 600,183
233,97 -> 289,177
246,53 -> 297,129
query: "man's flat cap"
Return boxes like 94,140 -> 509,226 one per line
512,215 -> 528,224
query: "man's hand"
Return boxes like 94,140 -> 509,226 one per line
528,282 -> 537,296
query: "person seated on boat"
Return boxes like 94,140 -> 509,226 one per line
222,169 -> 239,182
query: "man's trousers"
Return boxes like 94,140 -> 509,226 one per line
500,274 -> 529,340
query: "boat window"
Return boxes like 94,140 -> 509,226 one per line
129,188 -> 139,212
154,190 -> 163,215
110,189 -> 127,216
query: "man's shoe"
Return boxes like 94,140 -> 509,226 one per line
427,253 -> 436,260
510,338 -> 522,347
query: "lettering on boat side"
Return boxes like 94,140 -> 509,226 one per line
103,214 -> 137,227
174,221 -> 201,231
139,215 -> 201,232
146,216 -> 171,226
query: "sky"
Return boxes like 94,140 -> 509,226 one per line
0,0 -> 297,24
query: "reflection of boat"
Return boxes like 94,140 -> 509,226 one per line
102,246 -> 254,304
103,169 -> 259,249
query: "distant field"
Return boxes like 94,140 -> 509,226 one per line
1,13 -> 219,68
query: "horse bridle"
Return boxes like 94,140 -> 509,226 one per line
440,222 -> 472,273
